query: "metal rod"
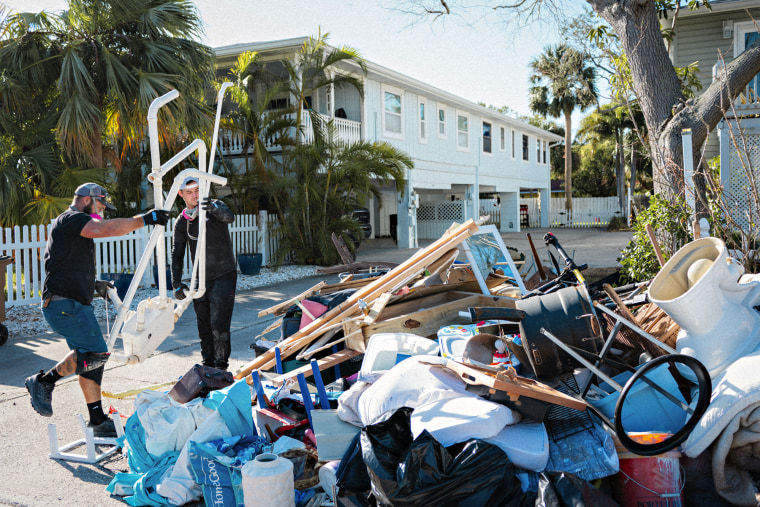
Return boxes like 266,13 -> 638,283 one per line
275,347 -> 283,374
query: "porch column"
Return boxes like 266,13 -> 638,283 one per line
464,185 -> 476,222
540,188 -> 550,228
396,177 -> 416,249
499,192 -> 519,232
328,72 -> 335,119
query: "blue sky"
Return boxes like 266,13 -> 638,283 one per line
9,0 -> 590,131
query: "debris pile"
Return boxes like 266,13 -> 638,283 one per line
103,221 -> 760,506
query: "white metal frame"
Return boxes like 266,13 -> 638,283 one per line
105,84 -> 231,364
460,224 -> 527,296
48,412 -> 124,463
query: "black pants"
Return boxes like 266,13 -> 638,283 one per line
193,271 -> 237,369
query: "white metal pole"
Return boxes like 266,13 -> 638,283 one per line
682,128 -> 695,217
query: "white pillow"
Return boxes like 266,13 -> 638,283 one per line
410,396 -> 519,447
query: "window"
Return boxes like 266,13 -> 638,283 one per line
511,130 -> 516,159
418,99 -> 427,143
482,122 -> 492,154
537,139 -> 541,161
522,134 -> 529,161
383,86 -> 403,138
500,126 -> 506,152
734,22 -> 760,98
438,107 -> 447,139
543,141 -> 547,164
457,112 -> 469,151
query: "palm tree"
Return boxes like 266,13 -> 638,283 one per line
277,121 -> 412,265
529,44 -> 597,211
0,0 -> 214,223
283,30 -> 367,143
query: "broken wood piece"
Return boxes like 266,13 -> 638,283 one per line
316,261 -> 399,275
363,292 -> 393,325
295,300 -> 316,321
235,220 -> 480,378
255,318 -> 283,340
332,232 -> 355,265
645,224 -> 666,267
268,349 -> 362,386
102,381 -> 177,399
431,359 -> 587,411
424,247 -> 459,283
258,281 -> 327,318
527,233 -> 547,281
603,283 -> 640,327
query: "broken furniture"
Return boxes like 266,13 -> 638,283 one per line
105,85 -> 230,365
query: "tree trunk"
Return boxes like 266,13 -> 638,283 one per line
590,0 -> 684,200
564,109 -> 573,211
589,0 -> 760,207
89,123 -> 103,170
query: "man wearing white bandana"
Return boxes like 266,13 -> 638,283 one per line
171,177 -> 237,370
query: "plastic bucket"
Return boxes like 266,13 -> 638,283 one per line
612,434 -> 683,507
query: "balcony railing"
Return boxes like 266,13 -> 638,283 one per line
219,112 -> 362,155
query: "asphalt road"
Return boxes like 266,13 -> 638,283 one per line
0,227 -> 632,506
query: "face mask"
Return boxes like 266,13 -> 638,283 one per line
90,213 -> 103,220
182,207 -> 197,221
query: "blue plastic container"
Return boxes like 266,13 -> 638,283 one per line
588,363 -> 688,434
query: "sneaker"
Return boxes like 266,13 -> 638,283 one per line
25,371 -> 54,417
88,418 -> 117,438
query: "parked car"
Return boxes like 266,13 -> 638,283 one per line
345,207 -> 372,246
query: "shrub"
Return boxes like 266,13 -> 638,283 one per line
618,195 -> 693,283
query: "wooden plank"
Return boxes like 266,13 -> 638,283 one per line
268,349 -> 361,386
358,293 -> 517,342
435,359 -> 587,411
255,318 -> 282,340
258,281 -> 327,318
316,261 -> 399,275
235,220 -> 479,378
332,232 -> 355,266
320,276 -> 375,293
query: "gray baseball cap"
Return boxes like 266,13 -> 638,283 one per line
74,183 -> 116,211
180,177 -> 199,190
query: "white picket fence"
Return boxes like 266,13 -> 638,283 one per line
548,197 -> 623,227
1,211 -> 276,307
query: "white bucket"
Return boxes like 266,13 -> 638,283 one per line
241,453 -> 294,507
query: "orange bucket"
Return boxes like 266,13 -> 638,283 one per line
611,433 -> 683,507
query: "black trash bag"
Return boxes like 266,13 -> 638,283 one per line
536,471 -> 619,507
361,407 -> 532,507
336,432 -> 372,497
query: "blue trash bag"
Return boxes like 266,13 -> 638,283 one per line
188,435 -> 269,507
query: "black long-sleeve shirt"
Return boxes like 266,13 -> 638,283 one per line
171,200 -> 236,289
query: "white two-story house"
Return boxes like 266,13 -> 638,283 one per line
215,37 -> 561,248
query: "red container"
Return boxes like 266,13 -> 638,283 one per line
612,434 -> 683,507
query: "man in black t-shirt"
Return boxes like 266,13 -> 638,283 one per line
25,183 -> 170,437
171,177 -> 237,371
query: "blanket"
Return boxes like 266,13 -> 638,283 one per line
711,404 -> 760,506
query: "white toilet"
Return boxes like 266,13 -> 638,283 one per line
649,237 -> 760,378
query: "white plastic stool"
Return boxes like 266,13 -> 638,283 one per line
48,412 -> 124,463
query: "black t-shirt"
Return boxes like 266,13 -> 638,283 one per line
42,207 -> 95,305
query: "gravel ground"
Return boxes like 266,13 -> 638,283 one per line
3,265 -> 319,337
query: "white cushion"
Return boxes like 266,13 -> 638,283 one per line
410,396 -> 519,447
683,350 -> 760,457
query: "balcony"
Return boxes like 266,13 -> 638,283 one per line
219,112 -> 362,156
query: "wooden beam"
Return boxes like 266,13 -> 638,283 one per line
258,281 -> 327,318
268,349 -> 361,386
235,220 -> 479,378
363,292 -> 392,325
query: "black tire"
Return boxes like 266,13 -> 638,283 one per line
614,354 -> 711,456
0,323 -> 7,346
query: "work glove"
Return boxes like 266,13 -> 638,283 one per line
140,209 -> 170,227
94,280 -> 115,299
202,197 -> 223,220
174,283 -> 189,301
